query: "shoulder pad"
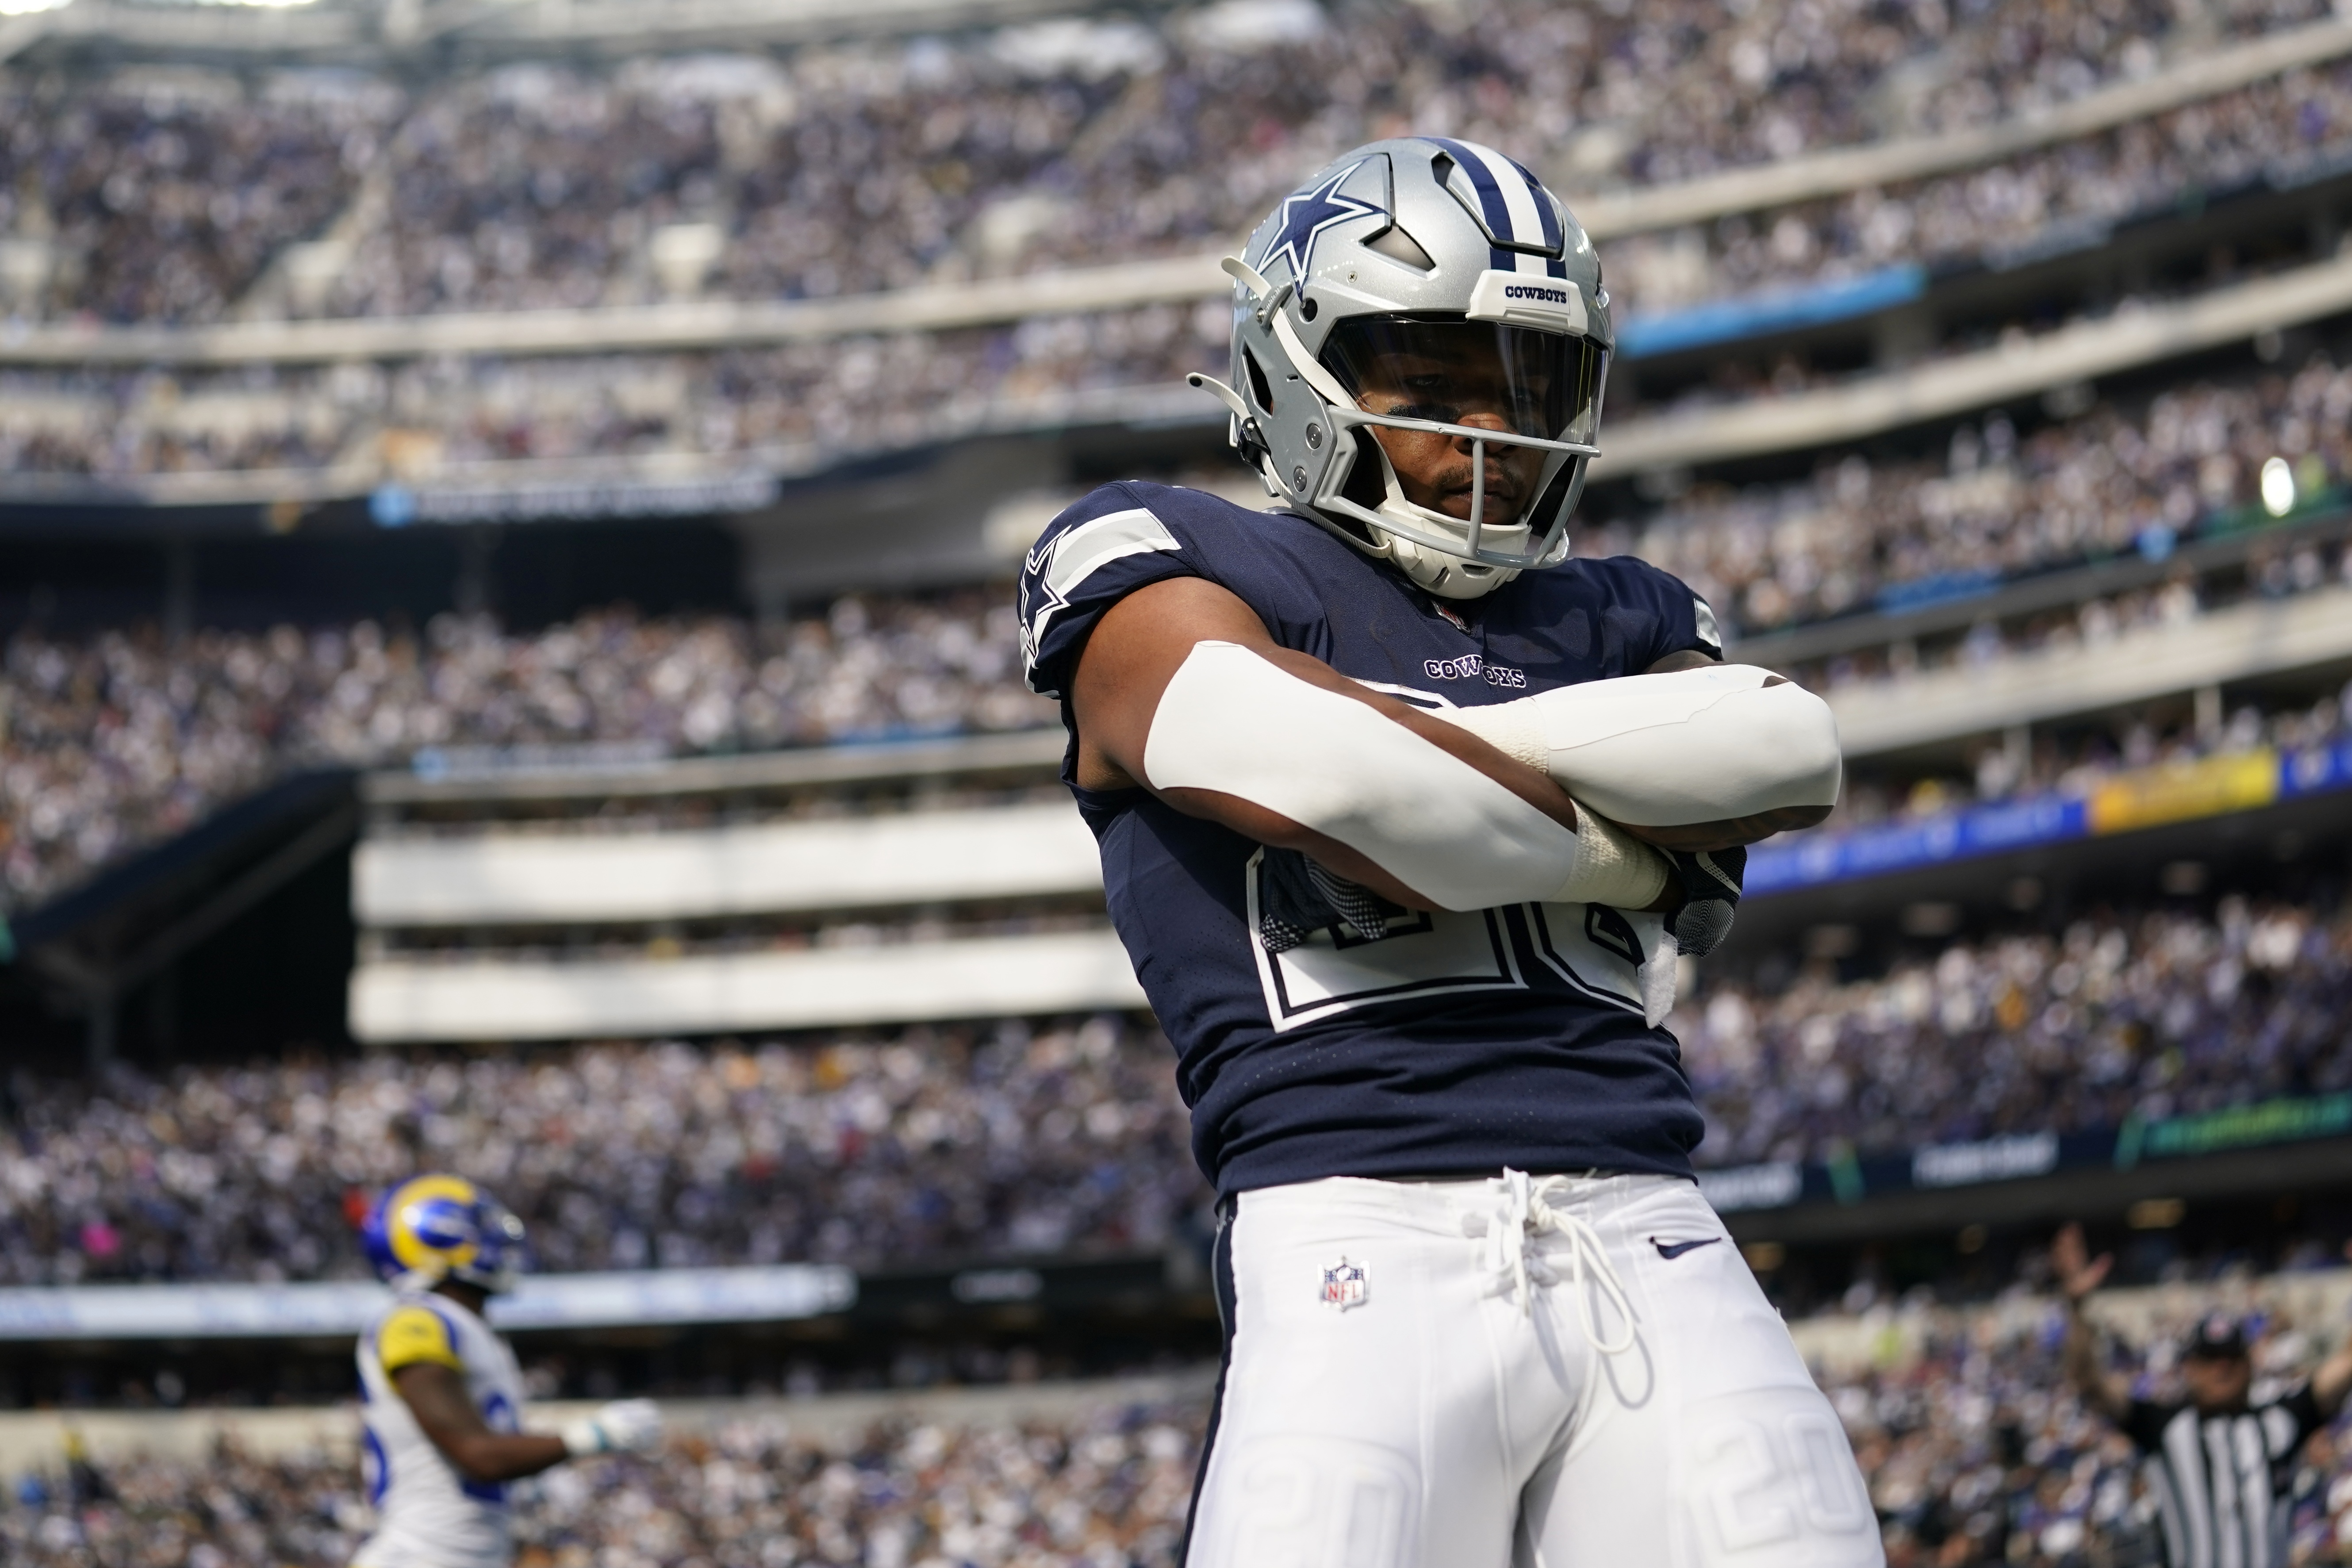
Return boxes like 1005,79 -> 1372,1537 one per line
376,1303 -> 464,1373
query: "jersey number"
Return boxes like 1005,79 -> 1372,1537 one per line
1245,849 -> 1525,1031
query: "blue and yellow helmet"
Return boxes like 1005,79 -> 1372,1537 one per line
361,1175 -> 527,1294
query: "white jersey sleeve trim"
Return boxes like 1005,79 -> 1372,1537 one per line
1021,506 -> 1182,679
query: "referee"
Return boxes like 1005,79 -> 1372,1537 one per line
2055,1223 -> 2352,1568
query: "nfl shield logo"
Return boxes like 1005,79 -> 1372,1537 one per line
1319,1257 -> 1368,1311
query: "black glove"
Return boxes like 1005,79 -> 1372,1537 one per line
1256,847 -> 1408,953
1668,846 -> 1745,957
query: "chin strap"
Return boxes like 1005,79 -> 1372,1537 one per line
1386,535 -> 1520,600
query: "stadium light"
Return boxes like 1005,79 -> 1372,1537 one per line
2261,454 -> 2297,516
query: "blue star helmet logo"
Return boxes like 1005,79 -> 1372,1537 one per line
1258,161 -> 1386,286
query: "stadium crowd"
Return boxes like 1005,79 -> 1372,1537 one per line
1683,894 -> 2352,1169
0,891 -> 2347,1282
1819,674 -> 2352,839
1581,344 -> 2352,634
0,75 -> 382,327
0,0 -> 2337,328
1,1397 -> 1207,1568
0,592 -> 1050,909
0,1015 -> 1201,1286
19,322 -> 2352,640
20,1290 -> 2352,1564
12,55 -> 2352,487
1841,1284 -> 2352,1567
1604,51 -> 2352,313
10,440 -> 2344,914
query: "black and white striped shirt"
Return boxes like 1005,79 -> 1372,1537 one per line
2122,1388 -> 2323,1568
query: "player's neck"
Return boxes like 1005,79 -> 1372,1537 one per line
430,1279 -> 491,1318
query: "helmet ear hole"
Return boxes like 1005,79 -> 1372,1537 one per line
1242,346 -> 1275,416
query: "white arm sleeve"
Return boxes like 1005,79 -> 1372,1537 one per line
1431,663 -> 1842,829
1140,641 -> 1665,912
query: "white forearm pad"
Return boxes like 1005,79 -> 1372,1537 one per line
1433,664 -> 1843,828
1142,641 -> 1664,911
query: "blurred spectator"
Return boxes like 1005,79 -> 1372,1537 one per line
16,1282 -> 2352,1565
5,888 -> 2352,1282
1585,348 -> 2352,635
1681,895 -> 2352,1169
9,334 -> 2350,910
1828,1278 -> 2352,1566
1818,679 -> 2352,836
0,594 -> 1051,909
0,76 -> 384,325
0,1399 -> 1206,1568
1605,56 -> 2352,312
0,310 -> 1229,480
0,1015 -> 1203,1286
0,0 -> 2335,327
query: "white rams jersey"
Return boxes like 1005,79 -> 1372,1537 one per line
354,1291 -> 528,1568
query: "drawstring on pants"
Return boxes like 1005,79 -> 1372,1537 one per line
1462,1168 -> 1637,1354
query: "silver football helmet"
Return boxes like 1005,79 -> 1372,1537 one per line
1191,138 -> 1612,600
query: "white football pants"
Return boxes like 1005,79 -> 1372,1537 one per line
1184,1173 -> 1884,1568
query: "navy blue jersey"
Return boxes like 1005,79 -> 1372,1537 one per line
1019,481 -> 1723,1196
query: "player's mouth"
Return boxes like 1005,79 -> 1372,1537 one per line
1431,458 -> 1529,521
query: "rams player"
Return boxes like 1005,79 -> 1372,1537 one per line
1019,139 -> 1880,1564
354,1175 -> 661,1568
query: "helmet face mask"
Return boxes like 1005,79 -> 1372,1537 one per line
1315,313 -> 1605,571
1197,138 -> 1612,601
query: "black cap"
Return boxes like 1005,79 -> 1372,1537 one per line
2184,1313 -> 2248,1360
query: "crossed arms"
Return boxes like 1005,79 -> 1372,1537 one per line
1070,575 -> 1838,915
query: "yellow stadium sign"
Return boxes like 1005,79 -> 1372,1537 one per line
2084,749 -> 2279,836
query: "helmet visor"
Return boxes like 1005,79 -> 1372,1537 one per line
1319,315 -> 1606,449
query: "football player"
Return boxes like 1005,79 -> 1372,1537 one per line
353,1175 -> 661,1568
1018,139 -> 1880,1565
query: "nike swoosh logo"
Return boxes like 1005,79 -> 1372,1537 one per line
1651,1237 -> 1723,1260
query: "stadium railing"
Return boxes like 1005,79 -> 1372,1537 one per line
356,800 -> 1097,926
18,238 -> 2344,515
1596,248 -> 2352,474
347,727 -> 1125,1042
347,927 -> 1142,1042
1572,9 -> 2352,237
0,1265 -> 855,1342
1819,580 -> 2352,757
12,0 -> 1134,61
15,6 -> 2352,374
1701,1090 -> 2352,1246
1748,736 -> 2352,898
0,1365 -> 1213,1471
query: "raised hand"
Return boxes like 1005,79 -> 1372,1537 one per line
2053,1222 -> 2113,1303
